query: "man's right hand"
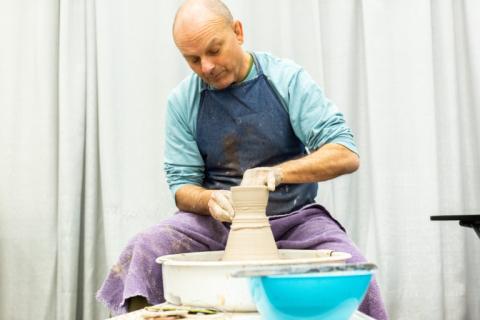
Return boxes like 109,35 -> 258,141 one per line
208,190 -> 234,222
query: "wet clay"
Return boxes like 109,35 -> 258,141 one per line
222,186 -> 280,261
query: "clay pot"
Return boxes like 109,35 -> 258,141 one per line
222,186 -> 279,261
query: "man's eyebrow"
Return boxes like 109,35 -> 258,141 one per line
182,38 -> 223,59
206,38 -> 222,48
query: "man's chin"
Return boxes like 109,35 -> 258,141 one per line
213,82 -> 230,90
206,75 -> 234,90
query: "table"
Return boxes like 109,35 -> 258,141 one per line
430,214 -> 480,239
107,304 -> 374,320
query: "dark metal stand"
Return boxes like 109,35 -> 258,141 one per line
459,220 -> 480,239
430,215 -> 480,239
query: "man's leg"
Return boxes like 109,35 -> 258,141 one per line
96,212 -> 228,315
127,296 -> 149,312
270,204 -> 388,320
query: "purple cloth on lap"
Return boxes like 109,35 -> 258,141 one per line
96,204 -> 388,319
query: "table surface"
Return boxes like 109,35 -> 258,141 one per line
107,304 -> 374,320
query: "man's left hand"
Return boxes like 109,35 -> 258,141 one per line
240,167 -> 283,191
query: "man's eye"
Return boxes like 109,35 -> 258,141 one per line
210,49 -> 220,55
191,57 -> 200,64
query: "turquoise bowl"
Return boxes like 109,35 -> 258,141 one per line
248,264 -> 375,320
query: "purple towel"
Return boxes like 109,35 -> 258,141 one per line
97,204 -> 388,319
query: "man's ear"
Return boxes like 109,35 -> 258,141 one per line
232,20 -> 244,44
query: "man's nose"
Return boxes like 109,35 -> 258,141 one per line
201,58 -> 214,75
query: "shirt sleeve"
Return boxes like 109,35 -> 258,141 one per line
287,68 -> 358,155
164,93 -> 205,195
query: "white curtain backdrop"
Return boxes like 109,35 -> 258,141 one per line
0,0 -> 479,319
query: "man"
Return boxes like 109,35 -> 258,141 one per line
97,0 -> 388,319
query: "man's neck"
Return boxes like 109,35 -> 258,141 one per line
238,52 -> 253,83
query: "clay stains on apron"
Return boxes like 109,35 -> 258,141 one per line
222,133 -> 240,173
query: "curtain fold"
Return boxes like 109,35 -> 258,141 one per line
431,0 -> 480,318
0,0 -> 479,319
56,0 -> 106,318
0,0 -> 61,319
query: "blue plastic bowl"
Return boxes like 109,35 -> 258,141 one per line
248,264 -> 374,320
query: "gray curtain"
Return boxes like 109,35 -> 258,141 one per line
0,0 -> 479,319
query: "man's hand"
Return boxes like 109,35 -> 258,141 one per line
208,190 -> 234,222
240,167 -> 283,191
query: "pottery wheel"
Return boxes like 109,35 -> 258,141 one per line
156,186 -> 351,311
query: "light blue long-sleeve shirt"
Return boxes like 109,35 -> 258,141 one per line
164,52 -> 358,195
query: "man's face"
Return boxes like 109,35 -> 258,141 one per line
174,19 -> 246,89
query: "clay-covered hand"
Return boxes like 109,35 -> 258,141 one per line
208,190 -> 235,222
240,167 -> 283,191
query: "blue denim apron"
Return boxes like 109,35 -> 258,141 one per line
196,53 -> 317,215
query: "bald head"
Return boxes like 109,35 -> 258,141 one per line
172,0 -> 250,89
173,0 -> 233,39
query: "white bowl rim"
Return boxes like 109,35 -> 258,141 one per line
156,249 -> 352,267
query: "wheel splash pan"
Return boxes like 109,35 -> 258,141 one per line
156,249 -> 351,312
